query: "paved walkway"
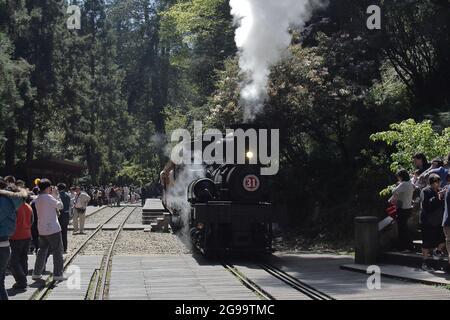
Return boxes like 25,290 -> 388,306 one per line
269,253 -> 450,300
6,255 -> 102,300
46,256 -> 102,300
341,263 -> 450,286
6,252 -> 450,300
229,263 -> 311,300
109,255 -> 259,300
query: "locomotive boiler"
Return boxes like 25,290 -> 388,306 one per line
161,125 -> 276,255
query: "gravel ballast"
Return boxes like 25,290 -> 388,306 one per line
65,206 -> 191,257
114,231 -> 191,255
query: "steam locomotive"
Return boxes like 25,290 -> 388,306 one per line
160,125 -> 275,255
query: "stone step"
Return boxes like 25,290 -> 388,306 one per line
341,263 -> 450,286
143,199 -> 165,212
142,212 -> 166,217
142,217 -> 162,222
380,251 -> 449,270
150,223 -> 159,232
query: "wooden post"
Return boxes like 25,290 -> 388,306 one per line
355,216 -> 378,264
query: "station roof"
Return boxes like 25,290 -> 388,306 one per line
26,158 -> 87,174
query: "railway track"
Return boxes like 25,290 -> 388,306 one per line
93,206 -> 136,300
29,206 -> 135,300
259,263 -> 334,300
222,263 -> 275,300
224,261 -> 334,300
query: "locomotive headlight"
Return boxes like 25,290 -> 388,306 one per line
196,223 -> 205,230
246,151 -> 254,159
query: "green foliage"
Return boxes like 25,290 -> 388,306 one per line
380,0 -> 450,112
162,0 -> 231,43
370,119 -> 450,172
116,161 -> 159,186
205,57 -> 242,128
160,0 -> 236,105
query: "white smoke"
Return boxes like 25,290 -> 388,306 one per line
230,0 -> 326,120
165,147 -> 205,250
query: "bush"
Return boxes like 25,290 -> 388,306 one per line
370,119 -> 450,173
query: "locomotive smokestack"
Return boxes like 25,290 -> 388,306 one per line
230,0 -> 327,121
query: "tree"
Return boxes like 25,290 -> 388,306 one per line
370,119 -> 450,173
0,31 -> 34,170
160,0 -> 236,128
60,0 -> 133,184
380,0 -> 450,113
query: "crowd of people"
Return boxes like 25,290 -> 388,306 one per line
0,177 -> 73,300
0,175 -> 149,300
83,185 -> 141,207
389,153 -> 450,272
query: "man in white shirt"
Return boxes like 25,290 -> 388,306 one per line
389,169 -> 415,251
72,186 -> 91,235
123,186 -> 130,203
32,179 -> 67,281
68,186 -> 76,219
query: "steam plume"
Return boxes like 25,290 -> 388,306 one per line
164,148 -> 205,250
230,0 -> 326,120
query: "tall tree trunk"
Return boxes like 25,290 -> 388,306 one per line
85,144 -> 98,184
159,45 -> 169,131
26,115 -> 34,165
5,129 -> 16,173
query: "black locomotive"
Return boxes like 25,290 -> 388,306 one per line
161,125 -> 275,255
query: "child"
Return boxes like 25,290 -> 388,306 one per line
9,201 -> 33,289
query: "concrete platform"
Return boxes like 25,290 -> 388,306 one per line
68,223 -> 100,231
6,255 -> 52,300
8,251 -> 450,300
101,224 -> 120,230
142,199 -> 166,213
268,253 -> 450,300
341,263 -> 450,286
109,255 -> 259,300
122,224 -> 147,230
230,263 -> 311,300
46,256 -> 102,300
85,206 -> 106,217
6,255 -> 103,300
103,224 -> 148,230
381,251 -> 449,270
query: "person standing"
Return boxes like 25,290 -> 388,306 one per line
116,187 -> 123,207
0,177 -> 28,300
413,153 -> 430,175
105,184 -> 112,206
109,187 -> 117,208
32,179 -> 66,282
30,187 -> 40,254
72,186 -> 91,235
389,169 -> 415,252
428,156 -> 450,188
420,174 -> 446,271
141,185 -> 147,207
9,201 -> 33,290
123,185 -> 130,203
413,153 -> 432,189
442,178 -> 450,273
68,186 -> 76,219
57,183 -> 70,253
